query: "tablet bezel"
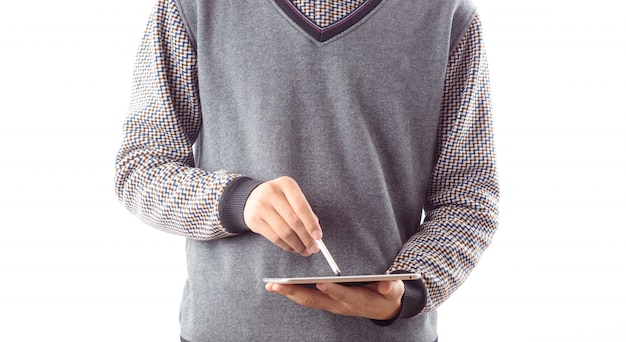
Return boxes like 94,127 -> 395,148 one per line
263,273 -> 420,285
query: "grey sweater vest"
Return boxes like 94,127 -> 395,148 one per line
176,0 -> 475,340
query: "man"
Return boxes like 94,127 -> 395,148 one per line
115,0 -> 499,340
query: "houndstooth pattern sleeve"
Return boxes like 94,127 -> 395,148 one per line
114,0 -> 242,240
388,16 -> 499,312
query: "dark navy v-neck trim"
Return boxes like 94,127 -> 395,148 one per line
273,0 -> 383,42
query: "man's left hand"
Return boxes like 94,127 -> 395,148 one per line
265,280 -> 404,320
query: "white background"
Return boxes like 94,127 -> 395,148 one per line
0,0 -> 624,340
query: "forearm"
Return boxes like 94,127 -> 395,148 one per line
115,159 -> 243,239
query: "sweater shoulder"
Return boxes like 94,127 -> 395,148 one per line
448,0 -> 478,52
173,0 -> 198,47
417,0 -> 477,52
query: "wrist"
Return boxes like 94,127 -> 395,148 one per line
371,272 -> 427,326
219,177 -> 263,234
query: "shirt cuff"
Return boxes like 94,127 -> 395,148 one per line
219,177 -> 263,234
371,272 -> 427,326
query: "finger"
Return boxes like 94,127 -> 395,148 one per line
271,195 -> 318,255
383,280 -> 405,298
315,283 -> 371,317
277,177 -> 323,243
251,217 -> 296,253
376,281 -> 393,295
261,204 -> 313,255
318,281 -> 403,320
267,283 -> 336,311
369,280 -> 404,298
243,184 -> 309,254
243,176 -> 320,256
316,282 -> 353,302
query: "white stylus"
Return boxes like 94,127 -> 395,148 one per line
315,240 -> 342,276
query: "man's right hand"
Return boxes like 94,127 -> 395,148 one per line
243,176 -> 322,256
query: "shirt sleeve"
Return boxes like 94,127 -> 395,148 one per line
114,0 -> 255,239
388,15 -> 500,313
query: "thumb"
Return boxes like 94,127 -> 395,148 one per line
377,281 -> 394,295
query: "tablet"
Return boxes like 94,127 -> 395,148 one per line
263,273 -> 420,285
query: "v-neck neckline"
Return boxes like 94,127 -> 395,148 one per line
273,0 -> 383,43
